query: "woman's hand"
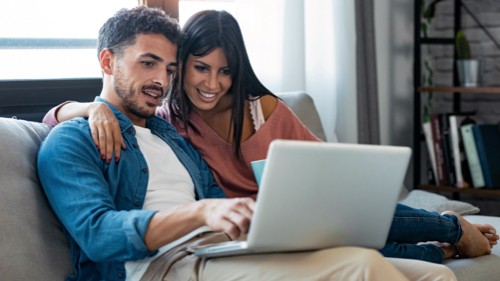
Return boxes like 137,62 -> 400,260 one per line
88,102 -> 125,163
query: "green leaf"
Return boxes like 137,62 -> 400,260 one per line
421,23 -> 428,38
423,0 -> 444,19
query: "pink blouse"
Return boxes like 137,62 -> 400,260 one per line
160,99 -> 321,199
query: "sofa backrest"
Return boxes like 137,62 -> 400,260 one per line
0,117 -> 72,280
0,93 -> 323,279
277,91 -> 327,141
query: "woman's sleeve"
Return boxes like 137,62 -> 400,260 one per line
42,101 -> 75,126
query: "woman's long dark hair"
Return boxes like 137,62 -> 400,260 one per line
168,10 -> 273,159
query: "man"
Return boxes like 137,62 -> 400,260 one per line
38,6 -> 455,281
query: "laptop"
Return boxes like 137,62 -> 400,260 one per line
194,140 -> 411,258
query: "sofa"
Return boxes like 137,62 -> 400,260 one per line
0,91 -> 499,280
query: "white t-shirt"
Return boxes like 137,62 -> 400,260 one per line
125,126 -> 210,280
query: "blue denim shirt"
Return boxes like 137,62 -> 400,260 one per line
37,97 -> 225,281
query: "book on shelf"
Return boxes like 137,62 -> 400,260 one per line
461,124 -> 485,188
448,114 -> 474,188
422,120 -> 438,184
430,114 -> 447,186
439,114 -> 455,187
471,124 -> 500,189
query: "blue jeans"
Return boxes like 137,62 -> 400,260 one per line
379,203 -> 462,263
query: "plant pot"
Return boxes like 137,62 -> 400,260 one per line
456,59 -> 481,87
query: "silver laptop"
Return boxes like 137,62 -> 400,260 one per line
194,140 -> 411,258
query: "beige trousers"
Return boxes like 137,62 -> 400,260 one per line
141,232 -> 456,281
387,258 -> 457,281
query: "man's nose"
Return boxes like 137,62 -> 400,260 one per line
153,71 -> 168,88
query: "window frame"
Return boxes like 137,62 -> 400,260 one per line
0,1 -> 179,122
0,79 -> 101,122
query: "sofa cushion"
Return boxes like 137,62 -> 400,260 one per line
400,190 -> 480,216
0,118 -> 72,280
277,91 -> 327,141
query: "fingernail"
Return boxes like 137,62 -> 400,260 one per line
101,154 -> 105,160
115,156 -> 119,163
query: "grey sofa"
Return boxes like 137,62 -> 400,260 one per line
0,91 -> 499,280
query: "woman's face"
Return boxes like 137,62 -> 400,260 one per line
183,47 -> 233,113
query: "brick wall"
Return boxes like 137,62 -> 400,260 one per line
423,0 -> 500,124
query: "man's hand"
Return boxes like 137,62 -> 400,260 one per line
145,198 -> 255,250
201,198 -> 255,240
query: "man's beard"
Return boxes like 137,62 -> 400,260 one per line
114,75 -> 157,120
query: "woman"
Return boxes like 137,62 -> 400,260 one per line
43,9 -> 496,266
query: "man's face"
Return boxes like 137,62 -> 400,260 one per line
109,33 -> 177,125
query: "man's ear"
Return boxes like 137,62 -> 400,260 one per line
100,48 -> 114,75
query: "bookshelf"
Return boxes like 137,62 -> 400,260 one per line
418,87 -> 500,94
413,0 -> 500,198
415,87 -> 500,198
418,185 -> 500,197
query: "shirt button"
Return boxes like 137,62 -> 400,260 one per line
117,272 -> 124,278
132,144 -> 138,148
142,168 -> 148,173
133,201 -> 141,207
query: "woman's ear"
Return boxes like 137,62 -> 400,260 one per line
99,48 -> 114,75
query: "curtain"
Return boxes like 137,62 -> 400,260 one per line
355,0 -> 380,145
304,0 -> 339,143
236,0 -> 344,142
177,0 -> 359,143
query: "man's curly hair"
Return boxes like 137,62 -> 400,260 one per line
97,6 -> 182,59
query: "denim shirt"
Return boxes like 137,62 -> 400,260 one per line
37,97 -> 225,281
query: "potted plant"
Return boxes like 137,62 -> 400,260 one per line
455,30 -> 481,87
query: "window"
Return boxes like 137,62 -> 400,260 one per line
179,0 -> 235,26
0,0 -> 137,80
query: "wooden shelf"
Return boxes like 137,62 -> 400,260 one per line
413,1 -> 500,203
417,185 -> 500,196
418,86 -> 500,94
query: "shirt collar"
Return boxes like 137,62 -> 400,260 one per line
93,96 -> 177,138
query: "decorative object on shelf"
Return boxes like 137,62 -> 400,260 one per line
455,30 -> 481,87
